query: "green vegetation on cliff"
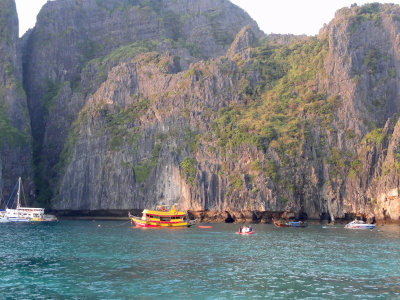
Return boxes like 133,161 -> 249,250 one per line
104,96 -> 149,151
0,0 -> 14,45
348,3 -> 381,33
181,157 -> 197,186
0,104 -> 29,149
20,0 -> 400,221
133,161 -> 152,184
41,79 -> 64,122
212,37 -> 329,161
84,40 -> 159,87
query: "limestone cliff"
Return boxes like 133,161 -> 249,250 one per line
0,0 -> 32,204
317,4 -> 400,221
13,1 -> 400,222
22,0 -> 261,206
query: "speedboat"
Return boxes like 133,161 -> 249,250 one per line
236,226 -> 255,234
288,221 -> 308,227
236,230 -> 255,235
345,219 -> 375,229
273,218 -> 307,227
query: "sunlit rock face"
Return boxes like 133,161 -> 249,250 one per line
9,1 -> 400,222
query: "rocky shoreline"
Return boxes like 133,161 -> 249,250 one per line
50,210 -> 399,225
1,1 -> 399,222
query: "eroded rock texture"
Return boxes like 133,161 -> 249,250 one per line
0,0 -> 32,204
3,1 -> 398,222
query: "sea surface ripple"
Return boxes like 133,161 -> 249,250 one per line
0,221 -> 399,299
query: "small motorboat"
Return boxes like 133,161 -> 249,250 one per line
236,226 -> 255,234
273,218 -> 289,227
273,218 -> 307,228
288,221 -> 307,227
345,219 -> 375,229
236,231 -> 255,235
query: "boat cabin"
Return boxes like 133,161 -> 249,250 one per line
141,209 -> 187,223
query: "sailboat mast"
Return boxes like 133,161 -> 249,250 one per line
17,177 -> 21,209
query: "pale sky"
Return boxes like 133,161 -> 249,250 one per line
231,0 -> 400,35
15,0 -> 400,37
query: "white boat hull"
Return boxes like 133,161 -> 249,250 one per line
0,177 -> 57,223
7,217 -> 31,222
345,223 -> 375,229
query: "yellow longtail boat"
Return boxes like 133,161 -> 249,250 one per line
129,204 -> 196,228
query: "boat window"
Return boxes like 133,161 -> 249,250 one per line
160,217 -> 171,221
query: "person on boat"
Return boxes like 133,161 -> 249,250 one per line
239,226 -> 243,233
248,226 -> 253,232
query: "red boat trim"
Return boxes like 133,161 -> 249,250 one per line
131,219 -> 187,225
131,217 -> 189,226
133,221 -> 187,228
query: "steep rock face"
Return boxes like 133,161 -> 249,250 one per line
315,4 -> 400,221
23,0 -> 260,126
53,52 -> 247,209
52,31 -> 326,217
321,4 -> 400,137
22,0 -> 261,206
50,28 -> 327,217
20,1 -> 400,222
0,0 -> 32,203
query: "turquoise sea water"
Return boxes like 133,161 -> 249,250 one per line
0,221 -> 399,299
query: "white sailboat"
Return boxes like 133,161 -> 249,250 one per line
1,177 -> 57,223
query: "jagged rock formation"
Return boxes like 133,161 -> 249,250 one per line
316,4 -> 400,221
0,1 -> 398,222
0,0 -> 32,204
22,0 -> 261,206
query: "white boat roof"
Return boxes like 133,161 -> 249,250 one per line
15,207 -> 44,210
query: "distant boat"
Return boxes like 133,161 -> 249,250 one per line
273,218 -> 307,228
235,231 -> 255,235
345,219 -> 375,229
273,218 -> 290,227
236,225 -> 255,234
129,204 -> 197,228
0,177 -> 57,223
288,221 -> 308,227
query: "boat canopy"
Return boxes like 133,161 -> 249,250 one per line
15,207 -> 44,211
142,206 -> 186,217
